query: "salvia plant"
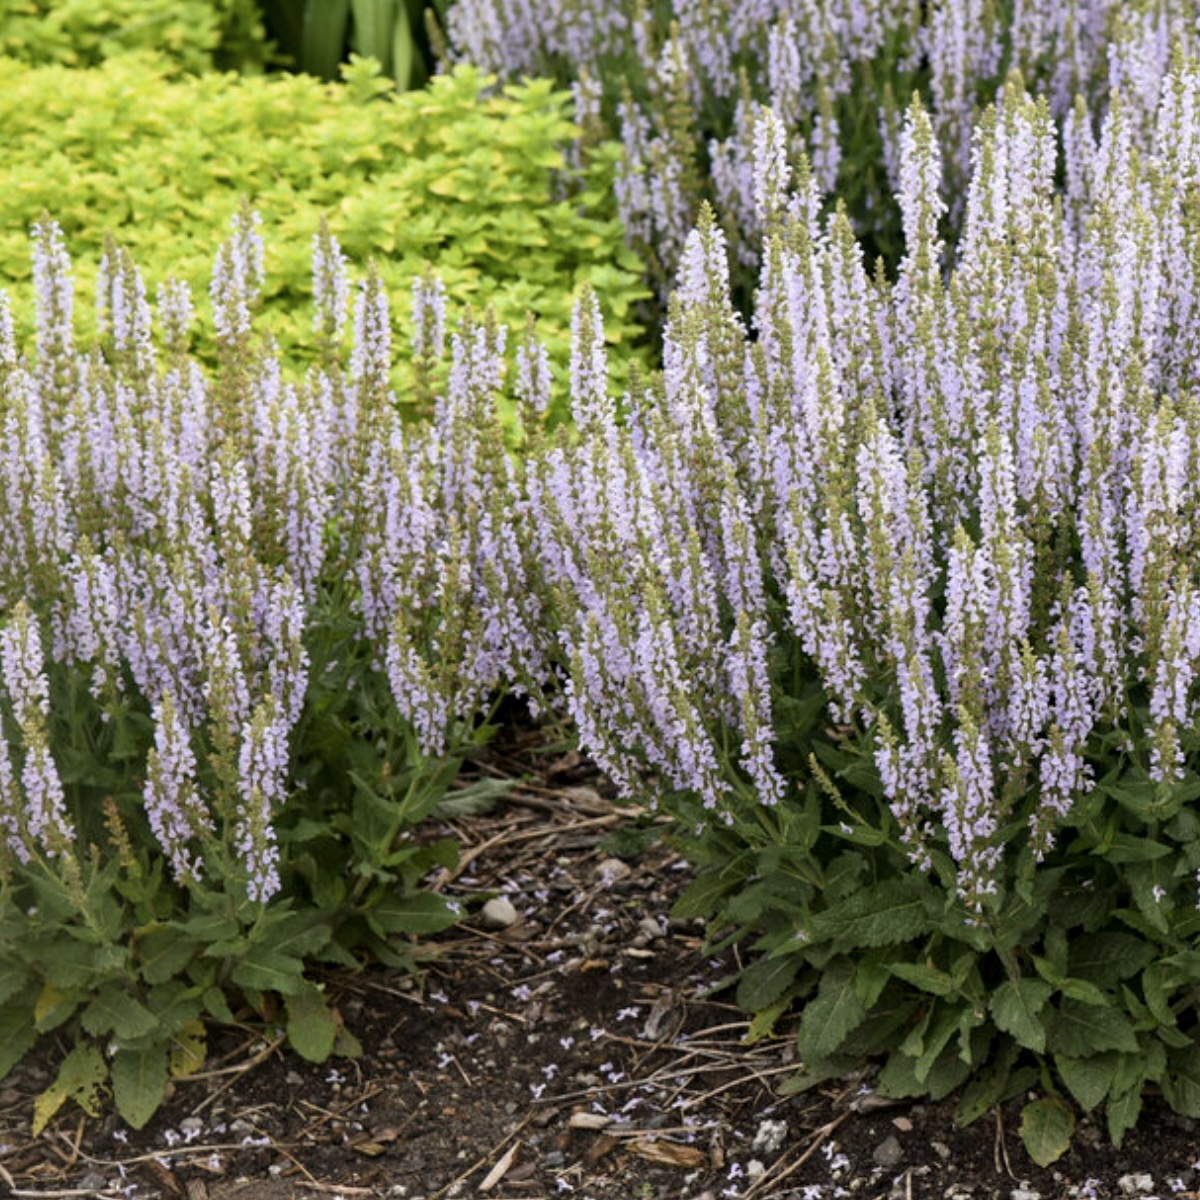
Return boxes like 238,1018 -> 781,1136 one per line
0,210 -> 546,1131
445,0 -> 1200,293
528,54 -> 1200,1165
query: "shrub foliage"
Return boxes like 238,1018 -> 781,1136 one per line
0,55 -> 650,417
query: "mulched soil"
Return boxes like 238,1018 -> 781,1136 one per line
3,727 -> 1200,1200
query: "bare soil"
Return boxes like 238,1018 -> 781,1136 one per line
3,734 -> 1200,1200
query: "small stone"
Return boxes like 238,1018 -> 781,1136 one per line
543,1150 -> 565,1168
480,897 -> 519,929
1118,1175 -> 1154,1196
636,916 -> 663,941
77,1173 -> 108,1191
892,1116 -> 913,1132
1010,1187 -> 1041,1200
747,1160 -> 766,1179
873,1135 -> 904,1168
595,857 -> 631,884
931,1140 -> 951,1160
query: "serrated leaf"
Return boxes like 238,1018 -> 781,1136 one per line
1162,1047 -> 1200,1117
1055,1052 -> 1115,1112
956,1041 -> 1020,1126
33,1044 -> 107,1137
810,879 -> 932,949
672,872 -> 737,920
81,987 -> 159,1041
887,960 -> 958,997
797,959 -> 866,1063
368,891 -> 459,936
915,1003 -> 961,1085
1069,933 -> 1156,986
137,927 -> 200,985
111,1044 -> 169,1130
0,992 -> 38,1079
1049,1001 -> 1140,1057
736,955 -> 799,1013
1106,1086 -> 1142,1148
990,979 -> 1053,1054
230,948 -> 308,997
0,963 -> 30,1007
1059,978 -> 1110,1007
1020,1097 -> 1075,1167
287,984 -> 338,1063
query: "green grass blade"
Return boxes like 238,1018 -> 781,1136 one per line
351,0 -> 397,74
301,0 -> 351,79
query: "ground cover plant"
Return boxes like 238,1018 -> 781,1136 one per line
0,0 -> 266,73
0,54 -> 650,420
0,212 -> 557,1132
445,0 -> 1199,292
527,55 -> 1200,1165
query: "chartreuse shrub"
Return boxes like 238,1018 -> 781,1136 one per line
447,0 -> 1198,285
0,213 -> 550,1131
0,55 -> 650,419
529,57 -> 1200,1165
0,0 -> 266,72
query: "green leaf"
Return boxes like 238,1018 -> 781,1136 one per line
1162,1047 -> 1200,1118
1058,978 -> 1110,1007
1048,1001 -> 1140,1057
1019,1097 -> 1075,1167
737,955 -> 800,1013
797,959 -> 866,1063
810,879 -> 933,949
990,979 -> 1053,1054
80,986 -> 159,1042
1055,1051 -> 1116,1112
230,948 -> 308,997
287,984 -> 338,1063
671,871 -> 736,920
956,1040 -> 1020,1126
887,960 -> 958,997
1102,834 -> 1172,862
0,990 -> 38,1079
367,891 -> 459,936
1069,933 -> 1157,987
111,1043 -> 169,1130
0,962 -> 31,1007
1106,1086 -> 1142,1148
137,926 -> 200,985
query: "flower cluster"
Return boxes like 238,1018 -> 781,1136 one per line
533,56 -> 1200,913
446,0 -> 1199,279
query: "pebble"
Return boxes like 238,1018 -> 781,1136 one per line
872,1134 -> 904,1168
636,915 -> 663,941
480,897 -> 519,929
1010,1187 -> 1041,1200
747,1160 -> 766,1179
931,1140 -> 951,1160
1118,1175 -> 1155,1196
595,857 -> 631,884
77,1173 -> 108,1191
543,1150 -> 565,1168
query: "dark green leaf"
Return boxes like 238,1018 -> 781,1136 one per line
1048,1001 -> 1140,1057
1068,933 -> 1157,986
230,949 -> 308,997
111,1044 -> 168,1130
671,872 -> 737,920
797,959 -> 866,1063
1161,1047 -> 1200,1118
368,891 -> 459,936
80,987 -> 158,1042
1106,1086 -> 1142,1148
810,879 -> 933,949
736,955 -> 800,1013
990,979 -> 1053,1054
1055,1052 -> 1116,1112
287,984 -> 338,1063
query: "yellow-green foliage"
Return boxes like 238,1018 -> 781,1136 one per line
0,0 -> 265,73
0,55 -> 651,407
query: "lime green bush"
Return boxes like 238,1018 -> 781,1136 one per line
0,55 -> 650,414
0,0 -> 266,73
